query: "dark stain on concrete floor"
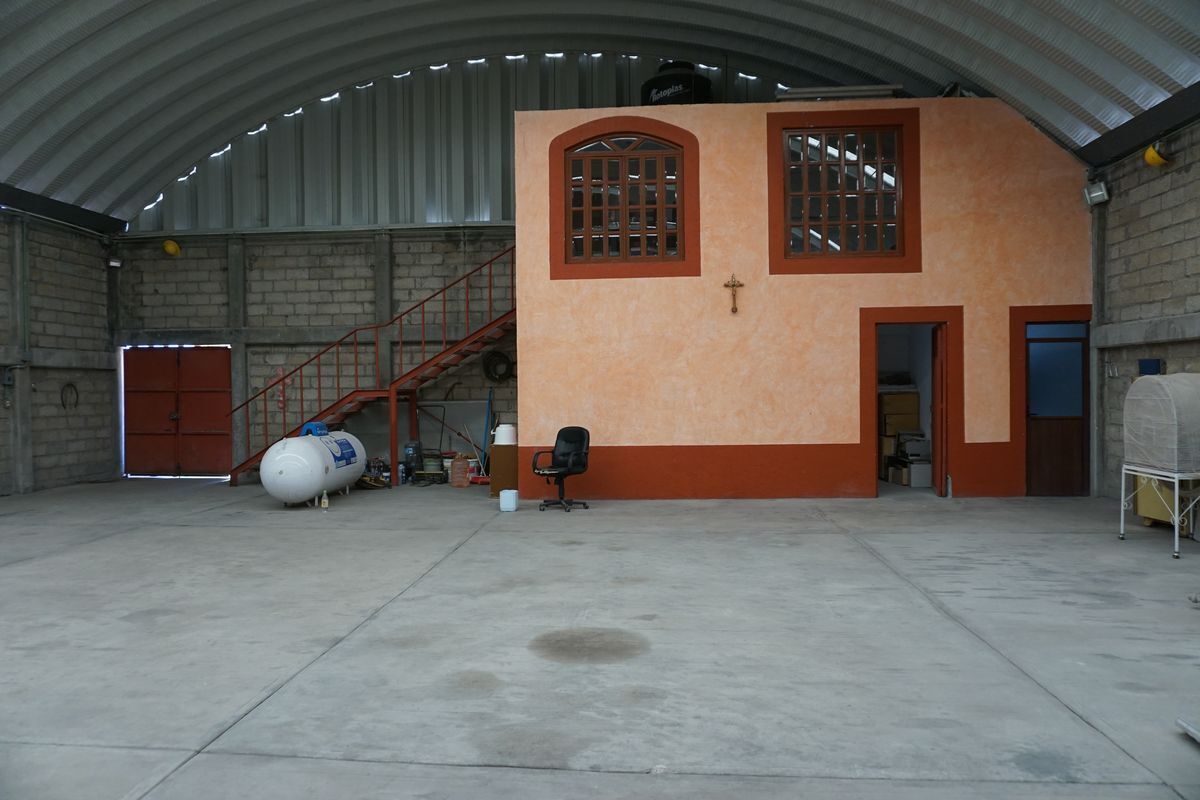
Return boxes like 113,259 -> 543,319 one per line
529,627 -> 650,664
1010,748 -> 1081,782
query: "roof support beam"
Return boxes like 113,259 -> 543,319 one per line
0,182 -> 126,234
1076,83 -> 1200,167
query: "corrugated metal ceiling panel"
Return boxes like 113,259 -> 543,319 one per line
0,0 -> 1195,223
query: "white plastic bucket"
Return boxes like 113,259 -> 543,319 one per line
493,423 -> 516,446
499,489 -> 519,512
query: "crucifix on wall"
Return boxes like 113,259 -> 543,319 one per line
723,274 -> 744,314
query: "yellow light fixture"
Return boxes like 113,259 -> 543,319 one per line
1144,141 -> 1171,167
162,239 -> 181,256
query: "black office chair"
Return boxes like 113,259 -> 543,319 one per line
532,426 -> 590,512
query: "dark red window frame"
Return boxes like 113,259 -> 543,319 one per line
767,109 -> 921,275
549,116 -> 701,280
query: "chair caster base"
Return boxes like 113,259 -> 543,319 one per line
539,499 -> 589,512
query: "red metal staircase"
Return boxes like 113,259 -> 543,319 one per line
229,246 -> 514,486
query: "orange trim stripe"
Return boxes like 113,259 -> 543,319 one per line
518,444 -> 871,499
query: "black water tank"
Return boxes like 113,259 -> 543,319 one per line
641,61 -> 713,106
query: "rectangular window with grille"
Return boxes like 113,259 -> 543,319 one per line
784,127 -> 902,257
767,108 -> 921,275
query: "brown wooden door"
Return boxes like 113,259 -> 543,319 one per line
124,349 -> 180,475
124,347 -> 232,476
932,323 -> 948,497
177,348 -> 233,474
1025,324 -> 1088,496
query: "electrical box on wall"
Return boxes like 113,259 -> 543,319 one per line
1138,359 -> 1165,376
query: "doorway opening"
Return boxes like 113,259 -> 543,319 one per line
876,323 -> 945,496
120,345 -> 232,478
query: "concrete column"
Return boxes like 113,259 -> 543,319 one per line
1089,191 -> 1107,496
228,238 -> 249,465
11,215 -> 30,358
231,342 -> 249,465
9,217 -> 33,492
106,244 -> 121,347
374,232 -> 393,386
228,237 -> 246,328
107,243 -> 122,478
10,367 -> 33,493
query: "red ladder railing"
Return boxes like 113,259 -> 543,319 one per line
230,246 -> 514,483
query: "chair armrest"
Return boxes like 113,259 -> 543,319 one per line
565,451 -> 587,470
531,449 -> 554,471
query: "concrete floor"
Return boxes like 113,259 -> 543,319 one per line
1,480 -> 1199,799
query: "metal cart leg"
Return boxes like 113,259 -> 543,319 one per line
1174,474 -> 1181,559
1119,466 -> 1127,540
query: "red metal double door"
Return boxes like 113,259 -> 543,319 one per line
124,347 -> 232,475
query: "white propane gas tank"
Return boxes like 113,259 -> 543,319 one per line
260,430 -> 366,504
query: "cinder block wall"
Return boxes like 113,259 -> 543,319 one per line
1,212 -> 119,496
1095,119 -> 1200,496
30,368 -> 117,487
0,217 -> 12,493
246,240 -> 372,328
0,217 -> 11,335
29,225 -> 111,352
120,239 -> 228,329
115,226 -> 516,468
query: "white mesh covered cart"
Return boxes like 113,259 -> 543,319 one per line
1120,373 -> 1200,558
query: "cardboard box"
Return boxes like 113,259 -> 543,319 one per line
883,414 -> 921,435
888,466 -> 910,486
880,436 -> 898,456
1135,476 -> 1197,533
880,392 -> 920,415
489,444 -> 518,497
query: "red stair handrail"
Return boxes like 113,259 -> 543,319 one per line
230,245 -> 514,469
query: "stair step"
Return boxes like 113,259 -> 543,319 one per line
230,259 -> 515,483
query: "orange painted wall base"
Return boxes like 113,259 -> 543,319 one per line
517,444 -> 872,500
517,442 -> 1020,500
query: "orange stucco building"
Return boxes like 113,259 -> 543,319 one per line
515,98 -> 1092,499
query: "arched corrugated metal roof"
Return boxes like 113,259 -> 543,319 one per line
125,53 -> 790,233
1,0 -> 1197,221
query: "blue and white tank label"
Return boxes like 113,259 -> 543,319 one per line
321,436 -> 358,468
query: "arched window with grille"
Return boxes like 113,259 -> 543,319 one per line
567,134 -> 683,263
549,117 -> 701,280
